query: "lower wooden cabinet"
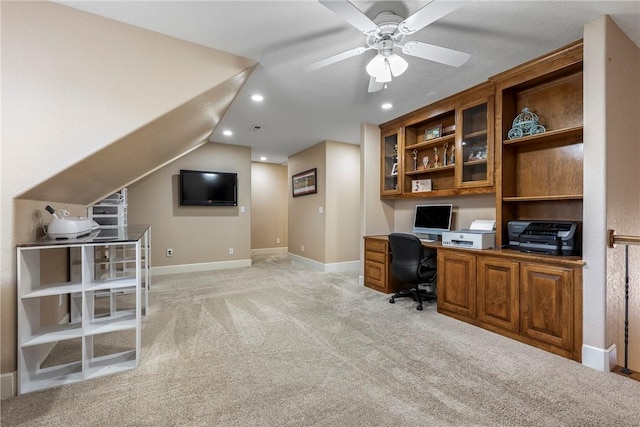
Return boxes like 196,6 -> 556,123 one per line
363,237 -> 399,294
438,250 -> 476,319
477,257 -> 519,333
520,263 -> 575,352
437,249 -> 583,361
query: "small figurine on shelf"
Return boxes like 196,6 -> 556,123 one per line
450,145 -> 455,165
443,143 -> 448,166
422,155 -> 429,170
433,146 -> 439,167
412,149 -> 418,171
508,107 -> 546,139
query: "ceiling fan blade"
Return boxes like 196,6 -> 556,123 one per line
319,0 -> 379,35
304,46 -> 370,72
401,41 -> 470,67
368,77 -> 384,93
398,1 -> 462,35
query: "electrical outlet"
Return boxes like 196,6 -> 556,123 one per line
228,248 -> 234,255
276,237 -> 280,244
166,248 -> 173,257
301,245 -> 304,252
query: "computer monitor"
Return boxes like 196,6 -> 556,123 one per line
412,204 -> 453,239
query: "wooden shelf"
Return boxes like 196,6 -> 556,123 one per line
502,125 -> 583,146
463,159 -> 488,166
503,194 -> 583,202
464,129 -> 488,139
405,134 -> 455,151
405,165 -> 455,176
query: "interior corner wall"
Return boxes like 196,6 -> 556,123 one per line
251,162 -> 288,251
583,15 -> 640,372
602,17 -> 640,372
583,15 -> 609,364
325,141 -> 360,264
288,143 -> 327,263
127,143 -> 252,270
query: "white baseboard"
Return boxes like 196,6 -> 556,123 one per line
287,253 -> 360,273
1,371 -> 16,399
151,259 -> 252,276
582,343 -> 617,372
251,247 -> 288,256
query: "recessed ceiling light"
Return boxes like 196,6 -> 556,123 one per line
260,156 -> 267,161
381,103 -> 393,110
223,130 -> 233,136
251,94 -> 264,102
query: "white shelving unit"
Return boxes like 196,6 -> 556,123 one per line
16,225 -> 149,394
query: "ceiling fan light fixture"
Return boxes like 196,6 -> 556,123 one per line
387,54 -> 408,77
365,54 -> 386,78
375,61 -> 392,83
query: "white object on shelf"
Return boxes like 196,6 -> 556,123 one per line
88,189 -> 128,229
16,226 -> 149,394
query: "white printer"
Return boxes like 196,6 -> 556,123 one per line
442,220 -> 496,250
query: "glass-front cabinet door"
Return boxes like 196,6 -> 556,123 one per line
380,128 -> 402,196
456,99 -> 494,188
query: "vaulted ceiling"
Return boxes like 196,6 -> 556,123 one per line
57,1 -> 640,166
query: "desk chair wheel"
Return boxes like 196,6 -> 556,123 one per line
389,297 -> 395,304
416,304 -> 423,311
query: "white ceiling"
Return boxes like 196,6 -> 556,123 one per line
58,1 -> 640,165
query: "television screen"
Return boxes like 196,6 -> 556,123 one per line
179,169 -> 237,206
412,204 -> 453,237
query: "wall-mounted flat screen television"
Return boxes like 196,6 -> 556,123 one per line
179,169 -> 237,206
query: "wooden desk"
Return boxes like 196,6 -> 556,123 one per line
363,235 -> 584,362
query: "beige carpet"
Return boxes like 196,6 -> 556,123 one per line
2,255 -> 640,426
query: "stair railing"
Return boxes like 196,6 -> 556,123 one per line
607,229 -> 640,375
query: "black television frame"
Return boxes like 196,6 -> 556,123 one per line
179,169 -> 238,207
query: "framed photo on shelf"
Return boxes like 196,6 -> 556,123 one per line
390,163 -> 398,176
425,124 -> 443,141
412,179 -> 432,193
292,168 -> 317,197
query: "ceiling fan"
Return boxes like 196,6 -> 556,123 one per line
305,0 -> 470,92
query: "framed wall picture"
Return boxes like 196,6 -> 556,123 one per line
292,168 -> 317,197
425,124 -> 443,141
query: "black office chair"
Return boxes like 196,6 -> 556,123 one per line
388,233 -> 437,311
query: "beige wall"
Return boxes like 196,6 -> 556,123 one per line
584,15 -> 639,371
603,17 -> 640,371
1,2 -> 252,375
251,163 -> 288,250
127,143 -> 252,269
393,195 -> 496,234
288,141 -> 360,265
325,142 -> 361,263
288,143 -> 327,262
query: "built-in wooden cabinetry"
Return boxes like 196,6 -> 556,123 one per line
370,41 -> 587,362
438,248 -> 583,361
491,40 -> 583,245
380,82 -> 495,198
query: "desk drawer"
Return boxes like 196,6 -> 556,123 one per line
366,251 -> 386,263
366,239 -> 387,253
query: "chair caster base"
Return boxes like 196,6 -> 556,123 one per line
416,305 -> 423,311
389,298 -> 395,304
